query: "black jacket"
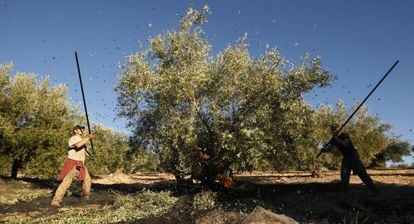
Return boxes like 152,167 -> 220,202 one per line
331,132 -> 360,159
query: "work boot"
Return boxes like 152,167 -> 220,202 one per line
51,200 -> 61,207
81,193 -> 90,201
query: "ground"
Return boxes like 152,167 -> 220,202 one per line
0,169 -> 413,223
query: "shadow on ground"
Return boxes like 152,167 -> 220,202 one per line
1,175 -> 413,223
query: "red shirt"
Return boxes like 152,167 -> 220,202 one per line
58,158 -> 86,180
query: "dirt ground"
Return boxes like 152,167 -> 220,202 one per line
1,169 -> 414,223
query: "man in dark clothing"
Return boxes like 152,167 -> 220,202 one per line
328,123 -> 377,192
191,146 -> 234,189
191,146 -> 212,186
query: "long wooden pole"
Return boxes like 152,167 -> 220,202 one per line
75,52 -> 95,159
317,60 -> 399,158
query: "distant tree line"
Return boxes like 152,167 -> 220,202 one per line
0,63 -> 157,179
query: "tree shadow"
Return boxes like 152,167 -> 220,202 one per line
1,175 -> 414,224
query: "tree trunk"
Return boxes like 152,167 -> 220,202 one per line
11,159 -> 22,179
368,153 -> 385,168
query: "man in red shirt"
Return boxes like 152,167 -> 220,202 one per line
51,125 -> 93,207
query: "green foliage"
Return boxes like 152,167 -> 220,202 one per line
0,185 -> 51,205
115,6 -> 335,179
0,154 -> 12,176
112,190 -> 177,214
0,181 -> 51,205
0,63 -> 146,178
123,146 -> 159,173
86,124 -> 129,175
312,101 -> 410,169
83,124 -> 159,175
3,190 -> 178,223
193,190 -> 217,210
0,63 -> 78,178
370,140 -> 411,167
389,163 -> 413,169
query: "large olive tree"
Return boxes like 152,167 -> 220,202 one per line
115,6 -> 334,182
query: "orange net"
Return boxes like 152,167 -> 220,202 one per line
217,174 -> 234,189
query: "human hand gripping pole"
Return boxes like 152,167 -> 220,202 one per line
316,60 -> 399,158
75,52 -> 95,160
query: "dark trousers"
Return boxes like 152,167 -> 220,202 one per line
341,157 -> 376,191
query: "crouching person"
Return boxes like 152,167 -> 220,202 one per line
51,125 -> 93,207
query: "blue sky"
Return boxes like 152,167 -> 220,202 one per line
1,0 -> 413,163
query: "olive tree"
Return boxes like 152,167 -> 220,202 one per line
86,124 -> 130,175
312,100 -> 411,169
115,6 -> 334,182
0,63 -> 76,178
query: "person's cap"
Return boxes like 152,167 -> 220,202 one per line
73,125 -> 85,131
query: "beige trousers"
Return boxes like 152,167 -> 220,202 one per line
51,166 -> 91,204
